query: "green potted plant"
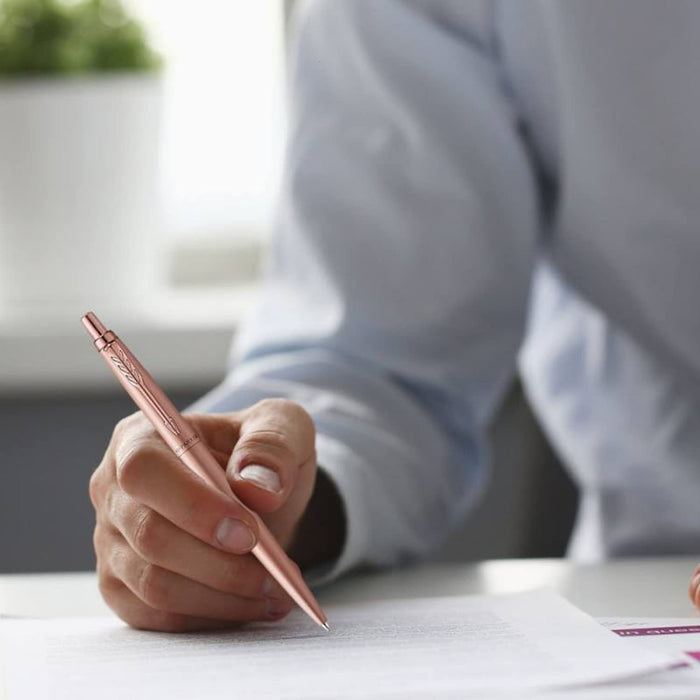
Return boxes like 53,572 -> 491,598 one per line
0,0 -> 164,321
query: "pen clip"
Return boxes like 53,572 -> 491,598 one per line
109,343 -> 181,437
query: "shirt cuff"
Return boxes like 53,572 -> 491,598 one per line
303,433 -> 371,586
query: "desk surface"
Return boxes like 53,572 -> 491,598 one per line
1,557 -> 698,619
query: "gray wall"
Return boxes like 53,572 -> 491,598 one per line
433,381 -> 577,562
0,389 -> 201,573
0,382 -> 577,573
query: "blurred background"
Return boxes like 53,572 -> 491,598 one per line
0,0 -> 576,574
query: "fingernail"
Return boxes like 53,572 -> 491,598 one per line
238,464 -> 282,493
216,518 -> 256,552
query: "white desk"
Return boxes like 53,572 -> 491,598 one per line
1,556 -> 698,619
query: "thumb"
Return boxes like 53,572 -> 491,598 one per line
226,399 -> 316,520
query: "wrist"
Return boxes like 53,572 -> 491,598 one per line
287,466 -> 346,571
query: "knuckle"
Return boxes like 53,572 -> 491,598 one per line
691,576 -> 700,606
258,398 -> 315,431
121,606 -> 178,632
239,400 -> 316,468
92,524 -> 106,557
219,557 -> 249,594
140,612 -> 187,633
176,491 -> 207,530
116,443 -> 160,495
131,508 -> 163,560
290,402 -> 316,436
255,397 -> 291,413
88,468 -> 103,509
136,562 -> 169,609
97,567 -> 122,604
237,431 -> 296,468
96,564 -> 183,632
112,412 -> 144,442
120,609 -> 155,631
102,484 -> 119,525
215,560 -> 239,593
155,615 -> 188,633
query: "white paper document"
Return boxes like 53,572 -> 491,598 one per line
553,618 -> 700,699
0,590 -> 676,699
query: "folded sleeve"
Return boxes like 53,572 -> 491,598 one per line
191,0 -> 539,578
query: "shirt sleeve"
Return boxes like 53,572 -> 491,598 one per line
191,0 -> 540,579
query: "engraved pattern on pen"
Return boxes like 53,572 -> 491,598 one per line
110,345 -> 181,436
175,433 -> 201,457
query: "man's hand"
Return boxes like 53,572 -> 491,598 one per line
689,564 -> 700,610
89,398 -> 321,632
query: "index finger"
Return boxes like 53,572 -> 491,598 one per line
115,430 -> 258,555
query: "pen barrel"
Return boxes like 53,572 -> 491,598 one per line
98,338 -> 200,459
182,443 -> 327,626
179,439 -> 241,499
254,526 -> 328,628
180,443 -> 326,627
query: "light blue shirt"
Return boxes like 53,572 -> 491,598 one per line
194,0 -> 700,575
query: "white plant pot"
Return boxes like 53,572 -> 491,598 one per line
0,75 -> 163,322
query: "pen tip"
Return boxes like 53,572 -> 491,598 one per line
322,622 -> 330,632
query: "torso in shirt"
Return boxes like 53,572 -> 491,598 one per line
451,1 -> 700,558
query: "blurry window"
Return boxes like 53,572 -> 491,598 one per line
133,0 -> 286,250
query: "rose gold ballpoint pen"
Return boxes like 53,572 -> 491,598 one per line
81,311 -> 329,631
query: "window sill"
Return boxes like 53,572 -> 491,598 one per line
0,286 -> 258,396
